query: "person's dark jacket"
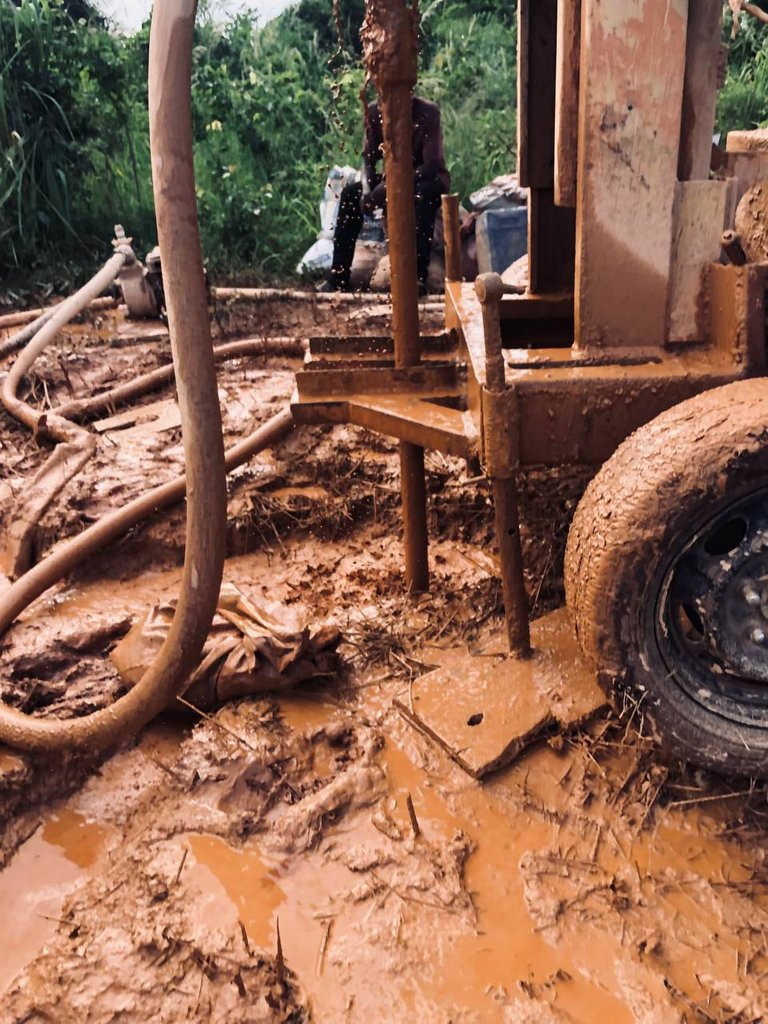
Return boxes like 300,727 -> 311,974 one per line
362,96 -> 450,207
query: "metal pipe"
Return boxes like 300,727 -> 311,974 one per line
475,273 -> 531,658
442,193 -> 462,283
0,0 -> 228,753
362,0 -> 429,594
399,440 -> 429,592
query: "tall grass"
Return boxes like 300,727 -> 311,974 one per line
1,0 -> 518,297
718,10 -> 768,136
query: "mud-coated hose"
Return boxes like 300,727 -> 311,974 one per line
0,406 -> 293,643
2,253 -> 128,442
0,296 -> 118,340
0,0 -> 227,753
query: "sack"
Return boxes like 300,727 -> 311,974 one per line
111,583 -> 342,711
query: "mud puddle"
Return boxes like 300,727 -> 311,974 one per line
4,676 -> 765,1023
0,810 -> 113,992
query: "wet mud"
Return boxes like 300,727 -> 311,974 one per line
1,301 -> 765,1022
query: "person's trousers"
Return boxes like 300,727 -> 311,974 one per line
330,177 -> 445,289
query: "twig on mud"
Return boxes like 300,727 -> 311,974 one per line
238,920 -> 253,958
172,847 -> 188,887
316,918 -> 333,976
530,540 -> 554,616
405,793 -> 421,839
666,788 -> 756,811
589,823 -> 602,863
427,605 -> 461,644
610,751 -> 645,807
56,353 -> 77,399
276,918 -> 286,983
37,913 -> 73,926
151,756 -> 187,785
663,978 -> 719,1024
368,869 -> 462,916
175,696 -> 259,753
194,966 -> 206,1014
637,766 -> 669,831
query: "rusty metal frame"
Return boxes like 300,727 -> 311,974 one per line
292,0 -> 768,664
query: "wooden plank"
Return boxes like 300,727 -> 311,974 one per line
667,181 -> 730,344
679,0 -> 723,181
575,0 -> 689,350
517,0 -> 558,189
555,0 -> 581,206
529,188 -> 576,295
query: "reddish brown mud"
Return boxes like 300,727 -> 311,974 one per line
0,303 -> 765,1022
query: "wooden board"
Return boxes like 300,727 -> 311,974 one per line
555,0 -> 581,207
517,0 -> 558,190
667,180 -> 731,344
679,0 -> 723,181
575,0 -> 689,350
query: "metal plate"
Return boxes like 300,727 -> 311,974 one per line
396,607 -> 607,779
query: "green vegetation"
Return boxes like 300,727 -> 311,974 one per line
0,0 -> 517,299
4,0 -> 768,301
719,4 -> 768,138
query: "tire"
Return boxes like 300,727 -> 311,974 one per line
565,378 -> 768,777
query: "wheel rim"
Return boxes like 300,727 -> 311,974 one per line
656,488 -> 768,728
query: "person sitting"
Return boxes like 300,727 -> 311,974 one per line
322,95 -> 450,293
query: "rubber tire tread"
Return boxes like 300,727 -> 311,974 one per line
565,378 -> 768,776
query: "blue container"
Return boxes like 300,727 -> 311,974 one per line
476,206 -> 528,275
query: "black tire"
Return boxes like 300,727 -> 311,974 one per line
565,379 -> 768,777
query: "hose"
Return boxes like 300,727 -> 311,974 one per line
2,253 -> 128,441
0,296 -> 118,342
0,0 -> 227,753
56,336 -> 306,423
0,407 -> 294,647
0,255 -> 131,579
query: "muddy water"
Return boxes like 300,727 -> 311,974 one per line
165,698 -> 639,1020
3,570 -> 768,1020
0,810 -> 112,991
3,688 -> 764,1021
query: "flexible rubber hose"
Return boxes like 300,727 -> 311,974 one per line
56,337 -> 306,423
0,406 -> 294,639
0,0 -> 227,753
2,253 -> 128,443
0,296 -> 118,341
0,307 -> 57,360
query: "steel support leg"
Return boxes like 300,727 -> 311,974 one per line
363,1 -> 429,594
400,440 -> 429,593
476,273 -> 532,658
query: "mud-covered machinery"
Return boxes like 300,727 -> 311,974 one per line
4,0 -> 768,775
291,0 -> 768,777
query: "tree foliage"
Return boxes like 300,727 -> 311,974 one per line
1,0 -> 518,293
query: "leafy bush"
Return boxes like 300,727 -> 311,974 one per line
719,7 -> 768,137
1,0 -> 518,294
